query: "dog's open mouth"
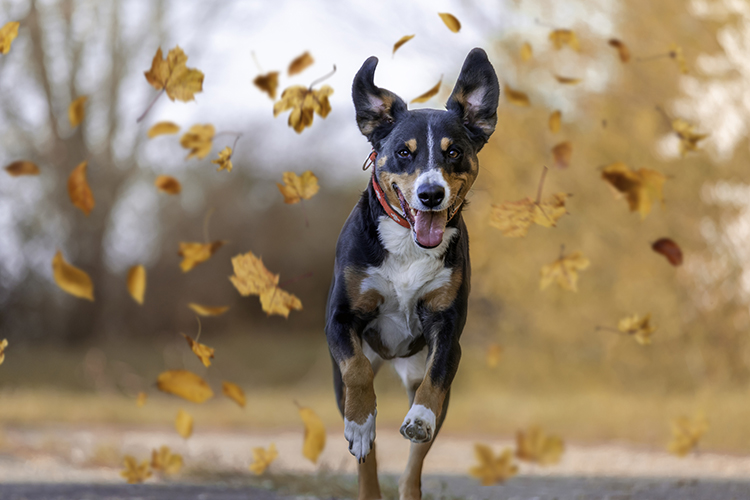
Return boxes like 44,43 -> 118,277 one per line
393,184 -> 448,249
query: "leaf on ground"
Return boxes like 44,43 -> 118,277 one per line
438,13 -> 461,33
249,443 -> 278,475
155,175 -> 181,195
490,193 -> 569,238
288,51 -> 314,76
393,35 -> 415,55
181,332 -> 215,368
516,425 -> 565,465
504,85 -> 530,107
298,405 -> 326,464
618,313 -> 656,345
277,171 -> 320,204
468,444 -> 518,485
4,161 -> 39,176
554,75 -> 582,85
551,141 -> 572,168
608,39 -> 630,62
652,238 -> 683,266
669,43 -> 689,74
52,250 -> 94,301
668,415 -> 708,457
178,241 -> 227,273
151,446 -> 183,475
0,21 -> 20,55
211,146 -> 233,172
127,265 -> 146,305
411,76 -> 442,104
188,303 -> 230,316
486,344 -> 503,368
222,381 -> 246,408
68,161 -> 94,215
175,409 -> 194,439
540,250 -> 589,292
671,118 -> 708,156
254,71 -> 279,99
273,84 -> 333,133
180,124 -> 215,160
156,369 -> 214,403
136,392 -> 147,407
601,162 -> 666,219
549,29 -> 579,51
520,42 -> 533,61
68,96 -> 87,128
144,46 -> 204,102
549,110 -> 561,133
0,338 -> 7,366
229,251 -> 303,318
120,455 -> 152,484
147,121 -> 180,138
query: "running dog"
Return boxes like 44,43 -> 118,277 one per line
325,48 -> 500,500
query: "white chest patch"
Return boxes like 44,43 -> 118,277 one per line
360,216 -> 457,357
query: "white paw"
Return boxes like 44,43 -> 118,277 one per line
344,411 -> 376,462
400,404 -> 436,443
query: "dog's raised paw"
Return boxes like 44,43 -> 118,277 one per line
400,404 -> 436,443
344,411 -> 376,462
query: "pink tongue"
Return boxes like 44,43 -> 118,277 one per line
414,210 -> 448,248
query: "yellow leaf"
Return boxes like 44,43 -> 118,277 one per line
151,445 -> 183,475
222,381 -> 246,408
4,161 -> 40,177
178,241 -> 226,273
288,51 -> 314,76
211,146 -> 233,173
601,162 -> 666,219
411,76 -> 442,104
0,338 -> 8,366
273,85 -> 334,133
249,443 -> 278,475
254,71 -> 279,99
52,250 -> 94,301
540,250 -> 590,292
486,344 -> 502,368
276,171 -> 320,204
554,75 -> 582,85
188,303 -> 230,316
490,193 -> 569,238
147,121 -> 180,138
438,12 -> 461,33
669,43 -> 689,74
520,42 -> 533,61
68,161 -> 94,215
393,35 -> 415,55
549,110 -> 561,133
504,85 -> 530,107
229,251 -> 303,318
175,409 -> 193,439
298,405 -> 326,464
181,332 -> 215,368
136,392 -> 147,407
551,141 -> 572,168
608,39 -> 630,63
120,455 -> 152,484
144,46 -> 204,102
668,415 -> 708,457
549,29 -> 579,51
617,313 -> 656,345
468,444 -> 518,485
515,425 -> 565,465
180,124 -> 215,160
68,96 -> 87,128
671,118 -> 708,156
156,369 -> 214,403
127,265 -> 146,305
0,21 -> 20,55
155,175 -> 181,194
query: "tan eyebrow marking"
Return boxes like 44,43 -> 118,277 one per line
405,139 -> 417,153
441,137 -> 453,151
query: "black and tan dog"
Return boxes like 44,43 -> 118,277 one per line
325,48 -> 499,500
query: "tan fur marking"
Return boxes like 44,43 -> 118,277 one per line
440,137 -> 452,151
340,338 -> 377,424
405,138 -> 417,153
376,155 -> 387,168
345,268 -> 384,313
422,269 -> 462,311
399,441 -> 432,500
359,442 -> 382,500
379,171 -> 418,210
413,369 -> 447,419
443,171 -> 476,211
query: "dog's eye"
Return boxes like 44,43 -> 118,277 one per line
397,148 -> 411,158
447,147 -> 461,159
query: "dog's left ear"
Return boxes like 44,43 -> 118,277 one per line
446,48 -> 500,147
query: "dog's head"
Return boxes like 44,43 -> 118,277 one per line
353,48 -> 499,249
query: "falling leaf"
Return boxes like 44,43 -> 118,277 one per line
127,265 -> 146,305
144,46 -> 204,102
68,161 -> 94,215
671,118 -> 708,156
249,443 -> 278,475
156,369 -> 214,403
504,85 -> 530,107
188,303 -> 230,316
120,455 -> 152,484
273,84 -> 334,133
211,146 -> 233,173
0,339 -> 7,366
136,392 -> 147,407
175,409 -> 194,439
540,250 -> 590,292
181,332 -> 215,368
668,415 -> 708,457
490,193 -> 569,238
393,35 -> 415,55
151,446 -> 183,475
549,110 -> 561,133
4,161 -> 40,176
601,162 -> 666,219
652,238 -> 683,266
288,51 -> 314,76
298,405 -> 326,464
486,344 -> 502,368
0,21 -> 20,55
229,251 -> 303,318
411,76 -> 442,104
549,29 -> 579,51
516,426 -> 565,465
277,171 -> 320,204
608,39 -> 630,62
68,96 -> 87,128
253,71 -> 279,99
178,241 -> 227,273
551,142 -> 572,168
618,313 -> 656,345
180,124 -> 215,160
554,75 -> 582,85
147,121 -> 180,138
155,175 -> 181,194
438,13 -> 461,33
669,43 -> 689,74
520,42 -> 533,61
222,381 -> 246,408
468,444 -> 518,485
52,251 -> 94,301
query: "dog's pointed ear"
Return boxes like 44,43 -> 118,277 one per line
352,56 -> 408,145
446,48 -> 500,147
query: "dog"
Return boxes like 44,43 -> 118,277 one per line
325,48 -> 499,500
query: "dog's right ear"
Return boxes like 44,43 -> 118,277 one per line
352,56 -> 407,145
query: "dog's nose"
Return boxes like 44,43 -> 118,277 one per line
417,184 -> 445,209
